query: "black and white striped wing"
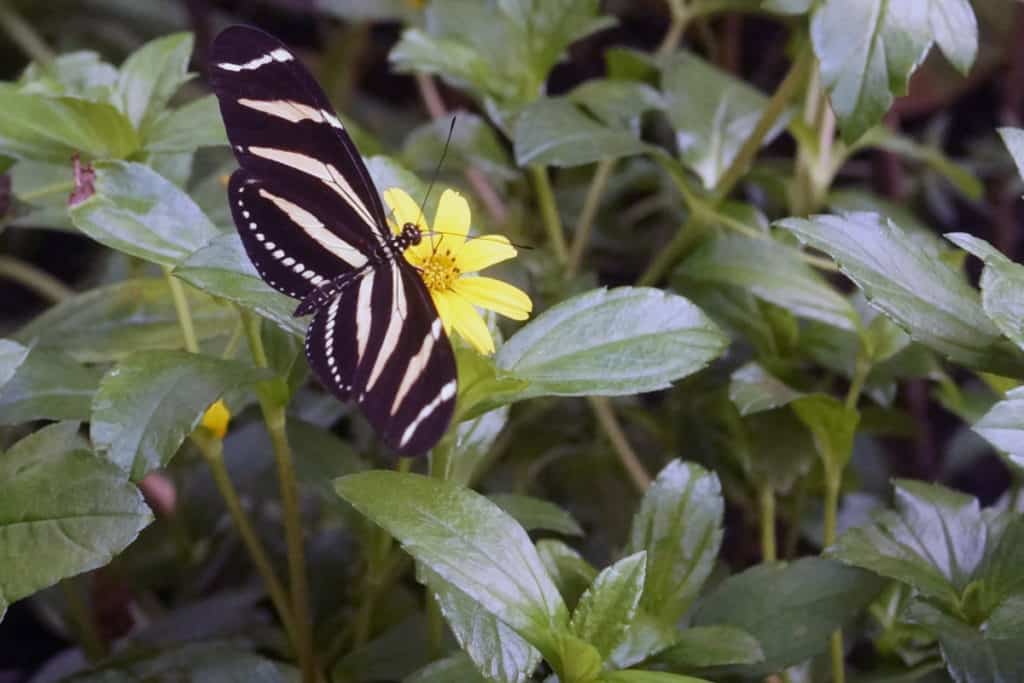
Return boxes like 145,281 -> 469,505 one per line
305,260 -> 457,454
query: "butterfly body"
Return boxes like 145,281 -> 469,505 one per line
211,26 -> 457,455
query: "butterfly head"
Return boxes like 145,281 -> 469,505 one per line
400,222 -> 422,248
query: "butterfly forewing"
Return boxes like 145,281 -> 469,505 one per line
211,25 -> 457,455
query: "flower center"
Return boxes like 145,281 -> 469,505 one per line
418,249 -> 460,293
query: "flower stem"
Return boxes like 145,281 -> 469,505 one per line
0,255 -> 72,303
530,165 -> 569,265
758,483 -> 776,562
0,0 -> 54,64
567,159 -> 615,278
589,397 -> 650,491
60,577 -> 107,662
242,311 -> 317,683
164,268 -> 199,354
656,0 -> 690,59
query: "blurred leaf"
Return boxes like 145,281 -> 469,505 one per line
811,0 -> 930,143
947,232 -> 1024,354
116,32 -> 194,130
71,641 -> 288,682
928,0 -> 979,75
317,0 -> 417,21
661,52 -> 789,189
973,386 -> 1024,471
679,232 -> 858,331
514,96 -> 652,167
626,460 -> 724,624
599,671 -> 711,683
568,79 -> 664,131
0,339 -> 30,388
18,51 -> 118,101
537,539 -> 598,608
999,127 -> 1024,184
777,212 -> 1024,377
403,111 -> 515,183
976,516 -> 1024,624
490,493 -> 584,536
856,128 -> 982,200
827,479 -> 987,606
91,350 -> 270,480
406,652 -> 490,683
693,557 -> 883,676
496,287 -> 727,398
728,362 -> 803,416
0,347 -> 100,424
69,161 -> 219,267
657,625 -> 764,669
792,394 -> 860,473
336,471 -> 570,655
15,278 -> 232,362
570,552 -> 646,660
333,615 -> 437,682
0,423 -> 151,621
144,94 -> 229,153
762,0 -> 812,13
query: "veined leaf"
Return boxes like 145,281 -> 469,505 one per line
116,32 -> 194,130
0,347 -> 100,424
946,232 -> 1024,355
728,362 -> 803,416
143,94 -> 229,153
490,494 -> 583,536
0,92 -> 138,162
570,552 -> 647,660
974,386 -> 1024,471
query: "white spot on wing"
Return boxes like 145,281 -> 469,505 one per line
257,188 -> 368,268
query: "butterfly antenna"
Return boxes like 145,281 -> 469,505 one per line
416,116 -> 457,242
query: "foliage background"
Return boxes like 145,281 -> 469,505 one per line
2,1 -> 1024,682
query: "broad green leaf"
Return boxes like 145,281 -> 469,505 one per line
974,387 -> 1024,471
514,97 -> 651,167
0,347 -> 100,424
626,460 -> 723,624
335,472 -> 569,654
728,362 -> 803,416
827,479 -> 987,606
91,350 -> 270,480
70,641 -> 287,682
496,287 -> 727,398
741,410 -> 817,494
999,127 -> 1024,184
406,652 -> 490,683
570,551 -> 646,660
657,625 -> 764,669
537,539 -> 598,608
693,557 -> 883,676
791,394 -> 860,473
403,111 -> 515,183
0,339 -> 30,388
116,32 -> 194,130
599,671 -> 711,683
18,50 -> 118,100
0,423 -> 152,620
15,278 -> 232,362
777,212 -> 1024,376
568,79 -> 664,131
811,0 -> 931,143
0,92 -> 139,162
946,232 -> 1024,354
976,516 -> 1024,623
928,0 -> 979,75
608,610 -> 680,670
490,494 -> 583,536
69,161 -> 219,267
661,52 -> 789,189
174,233 -> 305,338
143,94 -> 229,153
679,233 -> 858,331
453,347 -> 528,422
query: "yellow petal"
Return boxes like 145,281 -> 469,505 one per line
432,189 -> 470,247
452,277 -> 532,321
447,291 -> 495,355
383,187 -> 428,234
431,289 -> 454,335
200,399 -> 231,439
456,234 -> 517,273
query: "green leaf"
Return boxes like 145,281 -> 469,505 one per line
91,350 -> 270,480
679,233 -> 859,331
661,52 -> 790,189
537,539 -> 598,608
568,78 -> 664,131
496,287 -> 727,398
570,552 -> 647,659
490,493 -> 584,536
657,625 -> 764,669
626,460 -> 723,624
453,348 -> 528,422
406,652 -> 490,683
811,0 -> 931,143
928,0 -> 979,75
974,386 -> 1024,471
15,278 -> 232,362
514,96 -> 652,167
693,557 -> 883,676
0,347 -> 100,424
856,127 -> 982,200
827,479 -> 987,606
946,232 -> 1024,354
143,94 -> 229,153
335,471 -> 569,654
777,212 -> 1024,377
0,92 -> 139,162
173,233 -> 305,338
70,642 -> 288,682
116,32 -> 194,130
0,423 -> 152,620
0,339 -> 30,388
999,127 -> 1024,184
608,610 -> 679,670
599,671 -> 712,683
403,111 -> 515,183
69,161 -> 220,267
18,50 -> 118,100
791,394 -> 860,473
728,362 -> 803,416
976,516 -> 1024,624
762,0 -> 812,14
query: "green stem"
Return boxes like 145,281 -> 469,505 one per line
0,0 -> 54,64
0,255 -> 72,303
656,0 -> 689,59
636,214 -> 702,286
567,159 -> 615,278
242,312 -> 317,683
18,180 -> 73,202
164,268 -> 199,353
60,577 -> 107,661
193,433 -> 301,648
530,165 -> 569,265
758,483 -> 777,562
589,397 -> 650,491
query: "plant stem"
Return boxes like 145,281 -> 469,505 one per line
0,0 -> 54,64
193,433 -> 301,647
589,397 -> 650,491
0,255 -> 72,303
567,158 -> 615,277
60,577 -> 107,661
530,165 -> 569,265
758,483 -> 777,562
636,214 -> 702,286
164,268 -> 199,353
656,0 -> 689,59
18,180 -> 73,202
242,312 -> 317,683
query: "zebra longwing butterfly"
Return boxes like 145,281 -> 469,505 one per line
210,26 -> 457,455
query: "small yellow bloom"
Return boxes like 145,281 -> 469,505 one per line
382,187 -> 532,355
200,399 -> 231,439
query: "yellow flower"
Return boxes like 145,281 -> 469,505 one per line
200,399 -> 231,439
382,187 -> 532,355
